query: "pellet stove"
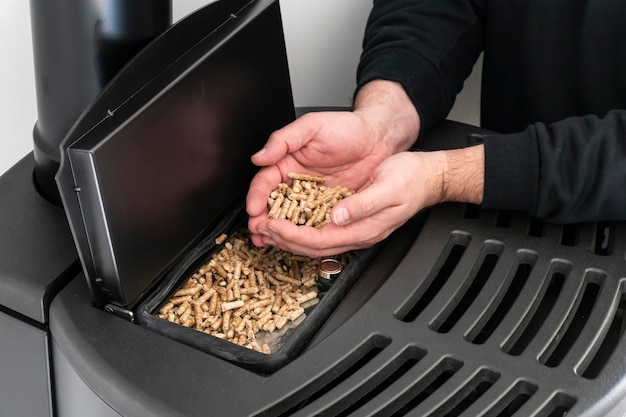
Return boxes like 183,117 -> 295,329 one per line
2,1 -> 626,416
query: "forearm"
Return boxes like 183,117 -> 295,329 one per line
483,109 -> 626,222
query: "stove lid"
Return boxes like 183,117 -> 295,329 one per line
56,0 -> 295,309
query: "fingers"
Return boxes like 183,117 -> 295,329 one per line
245,111 -> 420,257
248,166 -> 404,256
330,179 -> 399,226
261,219 -> 373,257
330,152 -> 429,226
246,166 -> 282,217
248,193 -> 408,257
250,113 -> 321,167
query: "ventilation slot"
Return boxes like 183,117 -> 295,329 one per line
503,261 -> 570,356
255,335 -> 391,417
593,222 -> 613,256
431,241 -> 503,334
397,232 -> 470,322
427,368 -> 500,417
580,284 -> 626,379
463,203 -> 481,219
467,251 -> 536,345
536,392 -> 576,417
379,356 -> 463,416
527,218 -> 544,237
540,276 -> 601,368
560,224 -> 578,246
332,346 -> 426,417
480,380 -> 538,417
495,210 -> 512,228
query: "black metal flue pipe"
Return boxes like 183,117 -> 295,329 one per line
29,0 -> 172,204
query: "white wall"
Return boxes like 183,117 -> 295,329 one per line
0,1 -> 37,176
0,0 -> 480,176
174,0 -> 373,108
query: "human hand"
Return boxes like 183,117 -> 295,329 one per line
250,144 -> 485,257
246,109 -> 392,213
250,151 -> 446,257
247,80 -> 421,248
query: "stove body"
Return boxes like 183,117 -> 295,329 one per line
1,1 -> 626,417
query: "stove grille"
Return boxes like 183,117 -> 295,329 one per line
252,204 -> 626,417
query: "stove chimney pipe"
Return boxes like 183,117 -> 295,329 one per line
29,0 -> 172,204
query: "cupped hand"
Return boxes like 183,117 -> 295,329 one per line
246,110 -> 397,238
250,151 -> 446,257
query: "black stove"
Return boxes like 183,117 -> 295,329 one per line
48,122 -> 626,417
1,1 -> 626,416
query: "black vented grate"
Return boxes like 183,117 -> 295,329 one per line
251,204 -> 626,417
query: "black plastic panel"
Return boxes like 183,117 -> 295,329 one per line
57,0 -> 295,308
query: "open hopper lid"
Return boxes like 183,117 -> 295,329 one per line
56,0 -> 295,312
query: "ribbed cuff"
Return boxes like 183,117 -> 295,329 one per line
482,128 -> 540,215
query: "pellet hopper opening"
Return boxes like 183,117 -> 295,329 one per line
155,227 -> 353,354
136,215 -> 380,373
150,173 -> 360,358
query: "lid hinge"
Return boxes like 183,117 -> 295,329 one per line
104,304 -> 135,323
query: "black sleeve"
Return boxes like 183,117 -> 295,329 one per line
356,0 -> 485,132
483,109 -> 626,223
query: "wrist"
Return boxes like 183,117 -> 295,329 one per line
352,80 -> 420,156
440,145 -> 485,205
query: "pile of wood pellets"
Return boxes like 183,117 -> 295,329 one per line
157,227 -> 351,354
267,172 -> 355,228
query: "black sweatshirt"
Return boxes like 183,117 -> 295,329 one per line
357,0 -> 626,223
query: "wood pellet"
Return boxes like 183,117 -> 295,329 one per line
157,228 -> 350,354
267,172 -> 355,228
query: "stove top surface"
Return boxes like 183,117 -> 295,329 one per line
50,200 -> 626,417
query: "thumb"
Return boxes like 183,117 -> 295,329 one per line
251,116 -> 318,166
250,135 -> 289,167
331,182 -> 392,226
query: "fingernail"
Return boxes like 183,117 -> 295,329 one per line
252,148 -> 266,159
260,230 -> 272,237
333,207 -> 350,225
